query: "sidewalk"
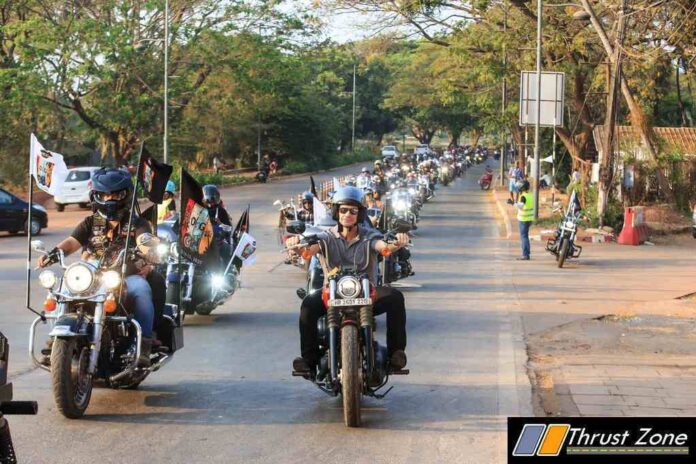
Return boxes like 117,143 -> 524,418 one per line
490,185 -> 696,417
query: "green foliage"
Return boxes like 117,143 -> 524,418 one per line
582,186 -> 625,231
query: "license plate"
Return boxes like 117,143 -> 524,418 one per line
329,298 -> 372,307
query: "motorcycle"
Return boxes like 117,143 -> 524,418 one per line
255,168 -> 269,183
290,229 -> 410,427
29,240 -> 183,418
478,171 -> 493,190
158,218 -> 252,316
545,191 -> 583,268
0,331 -> 38,462
387,187 -> 417,229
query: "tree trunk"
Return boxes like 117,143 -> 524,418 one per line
580,0 -> 675,203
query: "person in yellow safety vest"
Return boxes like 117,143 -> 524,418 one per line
157,180 -> 177,224
515,180 -> 534,260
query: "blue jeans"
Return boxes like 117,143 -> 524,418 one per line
125,275 -> 154,338
519,220 -> 532,258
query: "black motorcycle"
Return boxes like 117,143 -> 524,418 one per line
158,216 -> 250,316
545,192 -> 583,268
291,240 -> 409,427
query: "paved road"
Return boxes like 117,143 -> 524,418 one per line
3,162 -> 531,463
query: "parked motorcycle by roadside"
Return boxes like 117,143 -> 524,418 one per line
545,191 -> 583,268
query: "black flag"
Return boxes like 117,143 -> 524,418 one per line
233,205 -> 250,245
138,148 -> 173,204
310,176 -> 317,197
179,169 -> 214,265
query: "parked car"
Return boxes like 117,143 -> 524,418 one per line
381,145 -> 399,159
54,166 -> 99,212
0,188 -> 48,235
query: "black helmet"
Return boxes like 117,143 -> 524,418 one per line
90,168 -> 133,221
202,185 -> 220,207
331,186 -> 366,222
301,191 -> 314,203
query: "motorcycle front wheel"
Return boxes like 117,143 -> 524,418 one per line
558,238 -> 569,268
341,324 -> 362,427
51,337 -> 93,419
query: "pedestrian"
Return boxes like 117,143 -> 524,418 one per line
213,156 -> 222,174
507,161 -> 523,204
515,180 -> 534,261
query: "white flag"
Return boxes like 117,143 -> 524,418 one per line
333,177 -> 341,191
313,196 -> 331,225
30,134 -> 69,196
232,232 -> 257,266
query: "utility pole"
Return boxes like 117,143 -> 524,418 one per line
163,0 -> 169,164
532,0 -> 543,221
500,1 -> 508,187
597,0 -> 626,226
351,63 -> 357,152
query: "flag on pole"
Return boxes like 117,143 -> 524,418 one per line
29,134 -> 68,196
333,177 -> 341,191
138,149 -> 173,204
232,232 -> 257,266
179,169 -> 215,265
310,176 -> 318,197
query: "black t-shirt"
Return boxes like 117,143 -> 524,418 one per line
71,215 -> 152,271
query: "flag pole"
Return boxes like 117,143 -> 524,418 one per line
25,149 -> 44,319
119,142 -> 145,302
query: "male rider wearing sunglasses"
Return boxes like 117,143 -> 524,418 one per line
288,186 -> 410,374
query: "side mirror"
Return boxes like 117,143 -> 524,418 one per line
286,220 -> 306,235
31,240 -> 46,253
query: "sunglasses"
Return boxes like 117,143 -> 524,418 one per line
338,207 -> 359,216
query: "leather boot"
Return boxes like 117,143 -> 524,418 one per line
137,338 -> 153,368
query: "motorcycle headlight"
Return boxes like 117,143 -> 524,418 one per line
408,188 -> 416,195
170,242 -> 179,258
38,270 -> 57,290
394,200 -> 409,211
64,263 -> 96,294
102,270 -> 122,290
156,243 -> 169,257
565,220 -> 575,229
211,274 -> 225,289
337,276 -> 361,299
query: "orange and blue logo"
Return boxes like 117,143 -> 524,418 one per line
512,424 -> 570,457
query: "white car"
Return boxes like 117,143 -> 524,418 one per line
381,145 -> 399,158
54,167 -> 100,211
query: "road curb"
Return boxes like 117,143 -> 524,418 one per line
493,190 -> 513,239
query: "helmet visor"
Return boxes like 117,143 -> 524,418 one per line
94,189 -> 128,203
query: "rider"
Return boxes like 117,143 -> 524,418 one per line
297,191 -> 314,224
202,185 -> 233,269
37,168 -> 156,367
290,186 -> 410,374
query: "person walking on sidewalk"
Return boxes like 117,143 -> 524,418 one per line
507,162 -> 523,204
515,180 -> 534,260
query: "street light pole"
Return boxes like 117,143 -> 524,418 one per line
163,0 -> 169,164
532,0 -> 543,220
500,0 -> 508,187
351,63 -> 356,152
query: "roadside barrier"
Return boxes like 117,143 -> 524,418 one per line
617,206 -> 650,245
